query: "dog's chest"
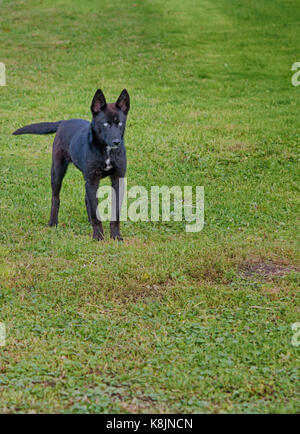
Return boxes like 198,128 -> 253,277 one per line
103,147 -> 113,171
92,147 -> 115,176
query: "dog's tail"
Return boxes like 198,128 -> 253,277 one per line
12,121 -> 62,136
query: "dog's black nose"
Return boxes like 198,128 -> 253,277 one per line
112,139 -> 120,146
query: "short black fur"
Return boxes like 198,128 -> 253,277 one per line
12,89 -> 130,240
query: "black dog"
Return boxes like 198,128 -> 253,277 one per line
13,89 -> 130,240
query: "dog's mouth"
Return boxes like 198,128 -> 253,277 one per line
107,145 -> 119,150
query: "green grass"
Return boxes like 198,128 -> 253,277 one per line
0,0 -> 299,413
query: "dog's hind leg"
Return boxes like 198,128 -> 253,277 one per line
49,153 -> 69,227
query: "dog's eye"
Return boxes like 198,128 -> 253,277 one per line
103,122 -> 109,127
118,122 -> 123,127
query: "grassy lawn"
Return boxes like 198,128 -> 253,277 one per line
0,0 -> 299,413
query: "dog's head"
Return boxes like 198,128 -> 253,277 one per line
91,89 -> 130,148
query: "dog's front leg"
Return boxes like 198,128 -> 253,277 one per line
85,180 -> 104,240
85,194 -> 91,222
110,176 -> 124,240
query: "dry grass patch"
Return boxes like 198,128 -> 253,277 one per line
240,262 -> 298,281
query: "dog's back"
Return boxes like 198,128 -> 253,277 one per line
13,118 -> 91,163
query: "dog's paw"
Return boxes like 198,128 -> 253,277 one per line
110,234 -> 123,242
48,221 -> 58,227
93,235 -> 104,241
93,230 -> 104,241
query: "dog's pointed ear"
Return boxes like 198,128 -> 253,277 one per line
116,89 -> 130,113
91,89 -> 106,115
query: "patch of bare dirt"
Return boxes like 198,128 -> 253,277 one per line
240,262 -> 297,281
